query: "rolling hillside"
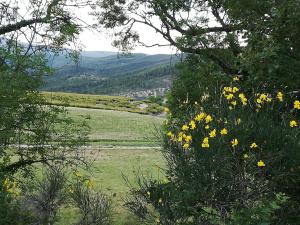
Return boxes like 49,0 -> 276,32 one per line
43,52 -> 180,97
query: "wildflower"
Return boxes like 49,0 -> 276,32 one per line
74,171 -> 81,177
235,118 -> 241,125
277,92 -> 283,102
185,135 -> 192,142
266,96 -> 272,102
158,198 -> 162,203
205,115 -> 213,123
290,120 -> 298,127
233,76 -> 240,81
229,106 -> 233,110
201,137 -> 210,148
232,87 -> 239,93
256,98 -> 262,104
195,112 -> 206,121
182,125 -> 189,131
156,218 -> 160,223
220,128 -> 228,135
209,129 -> 217,138
86,179 -> 94,189
205,125 -> 210,129
183,143 -> 189,149
226,93 -> 234,100
257,160 -> 265,167
243,154 -> 249,159
231,101 -> 237,106
250,142 -> 258,149
239,93 -> 248,105
164,107 -> 170,113
177,133 -> 183,142
223,86 -> 232,92
189,120 -> 196,130
259,93 -> 267,101
167,131 -> 173,137
294,100 -> 300,109
231,138 -> 238,147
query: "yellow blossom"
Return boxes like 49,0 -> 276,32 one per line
243,154 -> 249,159
167,131 -> 173,137
290,120 -> 298,127
201,137 -> 210,148
164,107 -> 170,113
239,93 -> 248,105
232,87 -> 239,93
205,125 -> 210,129
259,93 -> 267,101
205,115 -> 213,123
235,118 -> 242,125
231,138 -> 238,147
250,142 -> 258,148
156,218 -> 160,223
183,143 -> 189,149
185,135 -> 192,142
226,93 -> 234,100
189,120 -> 196,130
182,124 -> 189,131
294,100 -> 300,109
257,160 -> 265,167
220,128 -> 228,135
277,92 -> 283,102
233,76 -> 240,81
223,86 -> 232,92
256,98 -> 262,104
195,112 -> 206,121
209,129 -> 217,138
231,101 -> 237,106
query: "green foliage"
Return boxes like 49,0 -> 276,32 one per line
125,66 -> 300,224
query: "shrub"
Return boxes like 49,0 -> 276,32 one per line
125,76 -> 300,224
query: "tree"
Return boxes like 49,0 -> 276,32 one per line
94,0 -> 300,89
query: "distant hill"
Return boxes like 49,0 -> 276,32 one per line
43,51 -> 180,97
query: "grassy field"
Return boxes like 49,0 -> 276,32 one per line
42,91 -> 164,114
68,107 -> 164,146
57,106 -> 166,225
58,147 -> 165,225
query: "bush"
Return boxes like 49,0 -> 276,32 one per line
125,74 -> 300,224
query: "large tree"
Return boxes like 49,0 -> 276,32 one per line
94,0 -> 300,88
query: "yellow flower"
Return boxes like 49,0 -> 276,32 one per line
167,131 -> 173,137
86,179 -> 94,189
233,76 -> 240,81
277,92 -> 283,102
182,124 -> 189,131
205,115 -> 213,123
226,93 -> 234,100
232,87 -> 239,93
195,112 -> 206,121
156,218 -> 160,223
250,142 -> 258,149
189,120 -> 196,130
231,101 -> 237,106
201,137 -> 210,148
223,86 -> 232,92
164,107 -> 170,113
74,171 -> 81,177
266,96 -> 272,102
205,125 -> 210,129
183,143 -> 189,149
243,154 -> 249,159
231,138 -> 238,147
235,118 -> 241,125
209,129 -> 217,138
220,128 -> 228,135
185,135 -> 192,142
256,98 -> 262,104
290,120 -> 298,127
259,93 -> 267,101
294,100 -> 300,109
257,160 -> 265,167
239,93 -> 248,105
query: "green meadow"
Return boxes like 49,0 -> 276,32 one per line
58,105 -> 166,225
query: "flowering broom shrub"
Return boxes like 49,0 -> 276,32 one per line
125,77 -> 300,225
